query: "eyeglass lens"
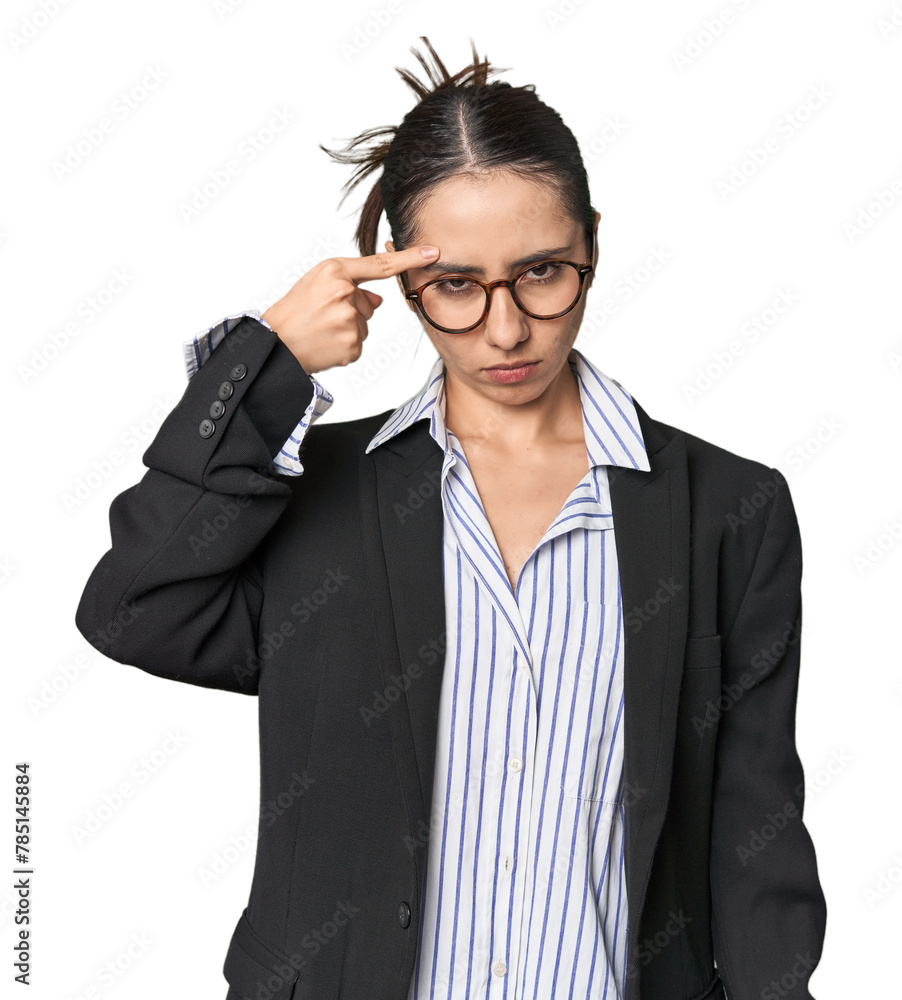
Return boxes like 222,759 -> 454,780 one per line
420,262 -> 581,332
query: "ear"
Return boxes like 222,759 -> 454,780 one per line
586,211 -> 601,289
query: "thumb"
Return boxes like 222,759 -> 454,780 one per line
362,289 -> 383,308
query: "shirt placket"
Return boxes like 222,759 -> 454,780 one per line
442,442 -> 539,999
444,448 -> 619,998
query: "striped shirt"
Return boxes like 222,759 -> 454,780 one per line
184,313 -> 651,1000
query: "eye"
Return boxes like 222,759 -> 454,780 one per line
519,262 -> 563,284
431,277 -> 480,297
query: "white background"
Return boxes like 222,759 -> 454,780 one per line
3,1 -> 901,997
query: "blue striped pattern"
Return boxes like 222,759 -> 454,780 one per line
368,349 -> 649,1000
184,318 -> 651,998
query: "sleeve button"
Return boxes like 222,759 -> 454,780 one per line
230,363 -> 247,380
209,400 -> 225,419
398,901 -> 411,928
199,419 -> 216,438
218,380 -> 234,400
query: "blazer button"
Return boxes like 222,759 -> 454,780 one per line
209,400 -> 225,419
199,419 -> 215,438
230,363 -> 247,380
398,901 -> 411,929
218,380 -> 234,401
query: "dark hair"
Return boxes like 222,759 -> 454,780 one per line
319,36 -> 596,258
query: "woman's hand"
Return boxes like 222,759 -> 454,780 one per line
261,244 -> 439,374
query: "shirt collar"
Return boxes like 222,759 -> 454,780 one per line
365,347 -> 650,473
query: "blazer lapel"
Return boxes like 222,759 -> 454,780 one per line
609,400 -> 691,992
361,404 -> 691,973
361,423 -> 446,859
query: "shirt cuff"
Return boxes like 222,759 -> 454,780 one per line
181,310 -> 334,477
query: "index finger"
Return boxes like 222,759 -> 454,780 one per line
341,245 -> 439,284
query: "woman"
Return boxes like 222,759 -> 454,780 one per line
75,37 -> 826,1000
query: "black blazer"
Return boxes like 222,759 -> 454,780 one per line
75,317 -> 827,1000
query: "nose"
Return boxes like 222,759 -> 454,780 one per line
482,283 -> 529,348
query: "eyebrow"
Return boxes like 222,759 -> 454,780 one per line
416,244 -> 576,276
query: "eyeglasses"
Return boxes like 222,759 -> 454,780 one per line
399,230 -> 596,335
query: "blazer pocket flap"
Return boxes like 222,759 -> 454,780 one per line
683,634 -> 722,670
223,909 -> 300,999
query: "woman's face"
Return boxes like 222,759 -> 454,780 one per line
390,169 -> 599,408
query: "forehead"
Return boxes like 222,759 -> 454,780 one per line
406,170 -> 578,278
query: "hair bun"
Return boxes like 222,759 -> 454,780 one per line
319,36 -> 594,259
318,38 -> 506,213
396,36 -> 506,101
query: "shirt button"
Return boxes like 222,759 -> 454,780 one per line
503,854 -> 513,874
209,400 -> 225,419
492,960 -> 507,977
509,757 -> 522,773
398,901 -> 411,928
230,363 -> 247,380
218,380 -> 235,400
199,419 -> 215,438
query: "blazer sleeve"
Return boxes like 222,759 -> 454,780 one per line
74,316 -> 317,694
710,468 -> 827,999
182,310 -> 334,477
